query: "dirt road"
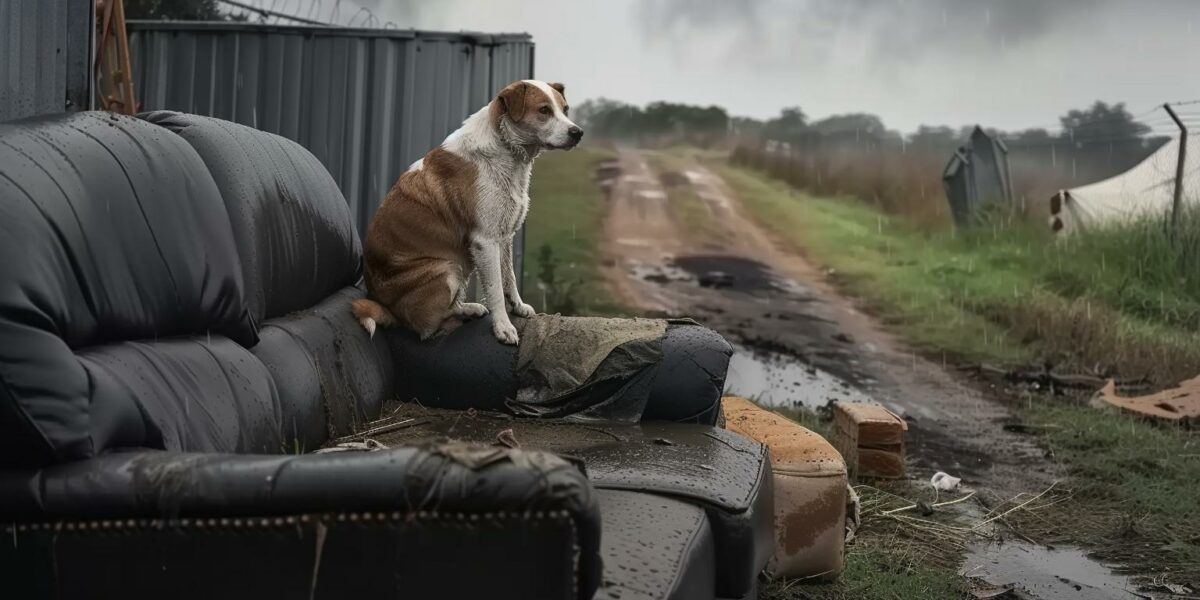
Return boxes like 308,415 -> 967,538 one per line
593,150 -> 1163,599
596,148 -> 1061,495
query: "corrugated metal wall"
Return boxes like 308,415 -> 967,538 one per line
0,0 -> 94,122
128,21 -> 535,278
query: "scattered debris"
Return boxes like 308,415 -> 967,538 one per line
844,484 -> 861,544
931,471 -> 963,492
832,332 -> 854,344
880,490 -> 976,516
969,582 -> 1015,599
653,437 -> 676,446
959,363 -> 1150,392
833,402 -> 908,479
495,428 -> 520,449
327,418 -> 427,445
314,438 -> 388,453
1092,376 -> 1200,423
1143,582 -> 1194,596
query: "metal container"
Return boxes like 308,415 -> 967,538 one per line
128,21 -> 535,277
0,0 -> 94,122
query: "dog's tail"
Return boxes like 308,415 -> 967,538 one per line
350,298 -> 397,339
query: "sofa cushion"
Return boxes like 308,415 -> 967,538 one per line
252,287 -> 394,450
594,490 -> 715,600
722,396 -> 848,580
366,404 -> 774,598
79,336 -> 283,457
0,112 -> 256,467
139,111 -> 362,324
387,317 -> 729,424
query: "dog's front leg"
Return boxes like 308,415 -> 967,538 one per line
471,234 -> 519,345
502,238 -> 535,318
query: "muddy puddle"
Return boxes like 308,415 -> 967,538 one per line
963,541 -> 1142,599
724,344 -> 873,408
672,255 -> 781,292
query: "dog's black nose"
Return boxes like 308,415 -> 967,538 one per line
568,126 -> 584,141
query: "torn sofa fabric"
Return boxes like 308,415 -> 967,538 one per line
388,315 -> 731,424
510,316 -> 667,420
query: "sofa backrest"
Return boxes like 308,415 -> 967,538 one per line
139,111 -> 362,324
0,112 -> 389,468
141,112 -> 393,452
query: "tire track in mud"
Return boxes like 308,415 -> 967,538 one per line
597,148 -> 1062,494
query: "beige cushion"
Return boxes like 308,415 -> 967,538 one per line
722,396 -> 847,580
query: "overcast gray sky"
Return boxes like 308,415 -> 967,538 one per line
267,0 -> 1200,133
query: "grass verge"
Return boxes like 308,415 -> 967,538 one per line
524,145 -> 623,315
1009,399 -> 1200,583
710,160 -> 1200,385
718,161 -> 1200,590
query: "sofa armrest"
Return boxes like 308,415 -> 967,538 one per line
0,444 -> 600,600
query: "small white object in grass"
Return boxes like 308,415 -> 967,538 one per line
930,471 -> 962,491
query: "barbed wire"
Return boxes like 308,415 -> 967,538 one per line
219,0 -> 400,28
219,0 -> 327,24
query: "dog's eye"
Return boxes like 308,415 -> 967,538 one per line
563,106 -> 570,116
539,106 -> 552,116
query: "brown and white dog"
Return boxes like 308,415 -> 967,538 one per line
351,80 -> 583,345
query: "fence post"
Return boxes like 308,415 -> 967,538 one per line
1164,103 -> 1188,238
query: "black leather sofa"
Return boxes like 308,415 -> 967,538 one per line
0,111 -> 772,599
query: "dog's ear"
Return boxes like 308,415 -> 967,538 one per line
548,82 -> 565,95
498,82 -> 528,121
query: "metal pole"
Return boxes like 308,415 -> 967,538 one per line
1164,103 -> 1188,237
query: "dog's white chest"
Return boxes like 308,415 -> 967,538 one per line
475,162 -> 531,238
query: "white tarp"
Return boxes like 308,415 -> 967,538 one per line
1049,135 -> 1200,234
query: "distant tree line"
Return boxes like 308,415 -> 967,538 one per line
581,97 -> 1167,189
750,101 -> 1166,187
575,99 -> 730,147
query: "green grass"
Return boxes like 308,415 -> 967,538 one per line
721,159 -> 1200,588
524,146 -> 622,315
1011,400 -> 1200,581
767,546 -> 968,600
710,160 -> 1200,385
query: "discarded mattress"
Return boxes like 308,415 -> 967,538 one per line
1092,376 -> 1200,422
1049,134 -> 1200,234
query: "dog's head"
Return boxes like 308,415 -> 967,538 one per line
493,80 -> 583,151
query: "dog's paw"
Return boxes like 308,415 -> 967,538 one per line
492,320 -> 520,345
454,302 -> 489,318
510,302 -> 536,318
